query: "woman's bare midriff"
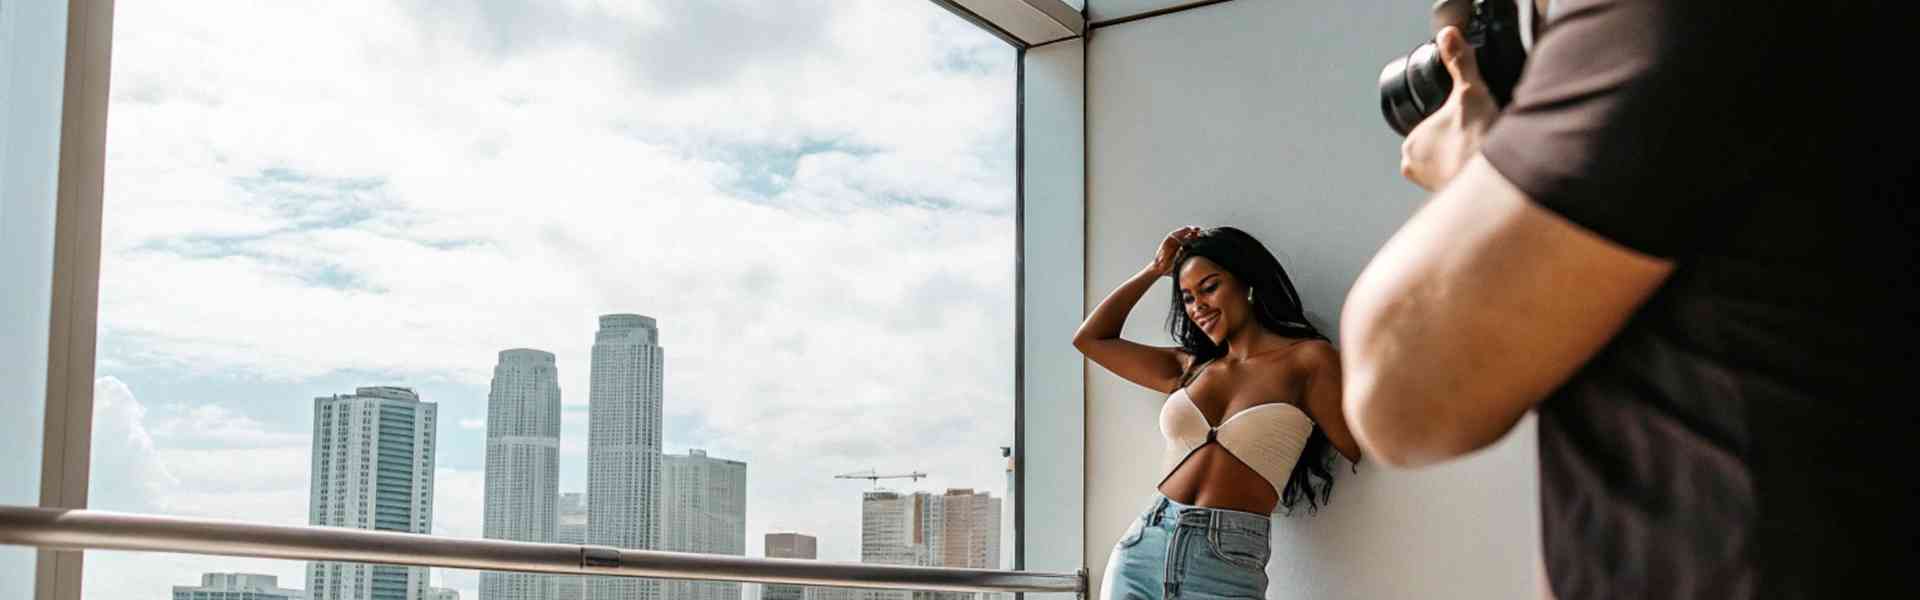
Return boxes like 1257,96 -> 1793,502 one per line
1157,443 -> 1280,514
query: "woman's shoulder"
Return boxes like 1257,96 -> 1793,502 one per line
1252,339 -> 1338,383
1291,339 -> 1339,369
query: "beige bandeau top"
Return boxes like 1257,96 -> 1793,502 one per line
1158,380 -> 1315,506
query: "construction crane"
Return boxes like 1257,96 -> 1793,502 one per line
834,469 -> 927,490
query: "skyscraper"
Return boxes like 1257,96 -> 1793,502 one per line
762,533 -> 817,600
556,492 -> 589,600
588,314 -> 665,600
308,386 -> 437,600
483,349 -> 563,600
174,573 -> 304,600
659,449 -> 747,600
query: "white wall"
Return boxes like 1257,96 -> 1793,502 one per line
1079,1 -> 1541,599
1,0 -> 69,594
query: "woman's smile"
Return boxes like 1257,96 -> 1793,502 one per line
1194,310 -> 1221,333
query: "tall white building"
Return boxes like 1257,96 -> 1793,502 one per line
659,449 -> 747,600
556,492 -> 589,600
308,387 -> 437,600
588,314 -> 665,600
483,349 -> 563,600
174,573 -> 304,600
425,589 -> 461,600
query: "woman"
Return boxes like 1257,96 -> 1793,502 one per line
1073,226 -> 1361,600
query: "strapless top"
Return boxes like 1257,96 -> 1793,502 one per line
1158,386 -> 1315,507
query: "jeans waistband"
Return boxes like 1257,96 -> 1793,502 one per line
1142,494 -> 1270,535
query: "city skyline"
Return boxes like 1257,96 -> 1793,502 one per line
133,311 -> 1012,600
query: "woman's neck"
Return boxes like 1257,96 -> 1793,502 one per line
1223,325 -> 1289,361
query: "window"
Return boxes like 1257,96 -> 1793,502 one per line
84,2 -> 1017,600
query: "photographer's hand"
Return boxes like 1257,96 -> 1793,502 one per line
1399,26 -> 1499,192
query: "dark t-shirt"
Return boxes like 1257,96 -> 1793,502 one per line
1480,1 -> 1920,598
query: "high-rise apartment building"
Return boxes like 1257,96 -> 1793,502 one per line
858,491 -> 924,600
483,349 -> 563,600
763,533 -> 817,600
928,489 -> 1001,571
426,589 -> 461,600
922,490 -> 1002,600
556,492 -> 589,600
588,314 -> 665,600
858,489 -> 1002,600
308,387 -> 437,600
660,449 -> 747,600
173,573 -> 304,600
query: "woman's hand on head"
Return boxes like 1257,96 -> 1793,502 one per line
1148,226 -> 1202,277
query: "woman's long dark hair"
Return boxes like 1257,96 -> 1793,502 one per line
1164,226 -> 1340,514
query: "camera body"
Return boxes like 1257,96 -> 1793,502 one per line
1378,0 -> 1529,136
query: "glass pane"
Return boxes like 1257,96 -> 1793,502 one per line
86,1 -> 1016,599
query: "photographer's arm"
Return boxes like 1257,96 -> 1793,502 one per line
1339,157 -> 1672,467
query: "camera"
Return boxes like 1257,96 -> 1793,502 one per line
1378,0 -> 1529,136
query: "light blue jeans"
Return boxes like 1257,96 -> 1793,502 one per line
1100,495 -> 1272,600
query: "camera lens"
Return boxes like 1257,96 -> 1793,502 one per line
1378,42 -> 1453,136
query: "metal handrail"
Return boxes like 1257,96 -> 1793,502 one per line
0,506 -> 1085,596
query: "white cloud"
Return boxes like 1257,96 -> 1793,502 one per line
88,377 -> 177,513
86,1 -> 1017,597
86,378 -> 308,600
151,404 -> 308,449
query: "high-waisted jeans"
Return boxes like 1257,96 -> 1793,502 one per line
1100,495 -> 1273,600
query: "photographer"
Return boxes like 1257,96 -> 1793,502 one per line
1341,1 -> 1916,599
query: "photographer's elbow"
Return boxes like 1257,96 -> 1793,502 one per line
1340,286 -> 1454,468
1343,365 -> 1448,469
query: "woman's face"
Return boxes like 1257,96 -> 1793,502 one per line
1177,257 -> 1247,345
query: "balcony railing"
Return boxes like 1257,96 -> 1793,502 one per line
0,506 -> 1084,597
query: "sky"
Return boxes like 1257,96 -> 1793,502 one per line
83,2 -> 1016,599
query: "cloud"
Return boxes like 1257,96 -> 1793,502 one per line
404,0 -> 844,92
88,377 -> 177,512
150,404 -> 308,449
85,378 -> 308,600
459,417 -> 486,430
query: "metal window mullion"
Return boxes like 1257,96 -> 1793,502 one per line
35,1 -> 115,600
